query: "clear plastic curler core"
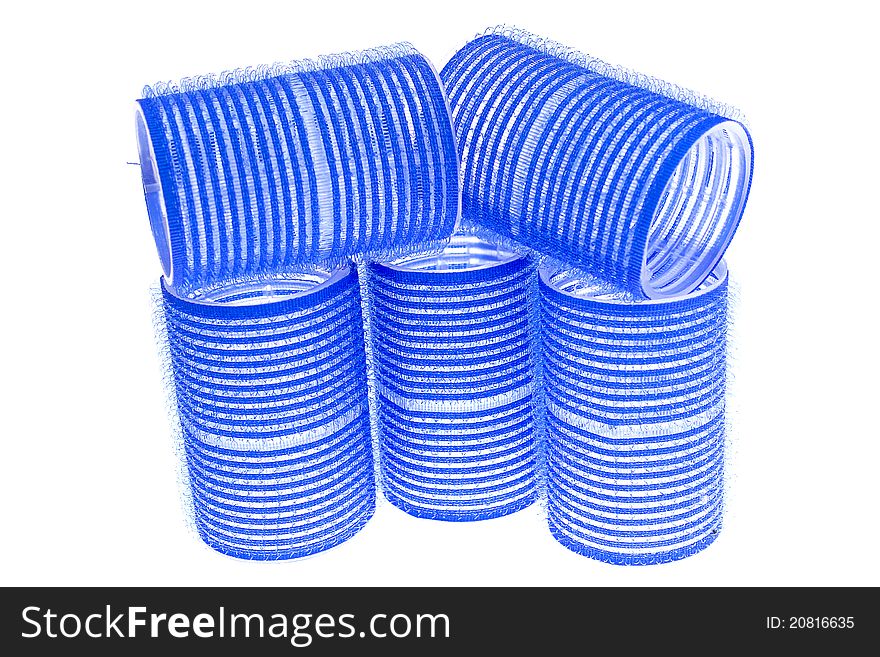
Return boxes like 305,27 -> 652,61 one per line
387,233 -> 520,272
169,266 -> 348,306
550,260 -> 728,304
641,120 -> 751,299
135,106 -> 172,281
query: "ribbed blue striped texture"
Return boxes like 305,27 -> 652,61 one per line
161,266 -> 375,559
540,264 -> 727,564
441,30 -> 752,299
368,253 -> 540,520
138,44 -> 459,298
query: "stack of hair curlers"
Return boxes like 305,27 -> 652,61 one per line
137,27 -> 752,564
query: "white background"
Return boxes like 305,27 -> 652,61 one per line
1,0 -> 877,587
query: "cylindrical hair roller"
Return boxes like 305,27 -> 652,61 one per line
161,265 -> 375,559
368,235 -> 540,520
441,29 -> 752,299
138,44 -> 459,298
540,262 -> 728,564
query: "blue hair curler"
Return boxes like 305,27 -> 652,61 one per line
441,28 -> 752,299
161,265 -> 375,559
137,44 -> 459,299
540,262 -> 728,564
368,234 -> 541,521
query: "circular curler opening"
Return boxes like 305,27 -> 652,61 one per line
387,233 -> 520,273
545,260 -> 727,305
177,266 -> 349,306
136,106 -> 173,281
641,120 -> 751,299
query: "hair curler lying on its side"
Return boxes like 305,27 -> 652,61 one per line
441,28 -> 752,299
137,44 -> 460,299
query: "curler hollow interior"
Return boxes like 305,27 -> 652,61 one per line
386,233 -> 520,272
641,120 -> 750,299
171,267 -> 348,306
548,260 -> 727,304
136,106 -> 172,280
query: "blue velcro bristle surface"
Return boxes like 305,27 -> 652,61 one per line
540,262 -> 728,564
367,236 -> 541,521
138,43 -> 459,299
440,29 -> 752,299
136,29 -> 752,566
161,265 -> 375,560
